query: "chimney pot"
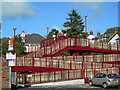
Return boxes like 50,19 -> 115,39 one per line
90,31 -> 93,35
115,29 -> 118,33
97,32 -> 100,36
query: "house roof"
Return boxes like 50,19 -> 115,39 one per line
116,36 -> 120,40
58,33 -> 64,36
92,32 -> 119,41
25,34 -> 30,37
25,33 -> 45,44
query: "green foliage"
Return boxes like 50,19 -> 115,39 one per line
2,36 -> 26,57
15,36 -> 22,43
62,9 -> 85,37
48,29 -> 59,38
13,41 -> 26,56
2,39 -> 9,57
59,51 -> 70,56
104,27 -> 120,35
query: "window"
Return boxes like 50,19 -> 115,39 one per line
101,74 -> 106,78
107,74 -> 118,78
94,73 -> 106,78
94,73 -> 101,78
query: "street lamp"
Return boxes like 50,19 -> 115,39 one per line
13,28 -> 16,53
85,16 -> 87,39
47,27 -> 49,39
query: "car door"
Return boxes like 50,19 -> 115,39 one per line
92,73 -> 101,85
98,73 -> 106,85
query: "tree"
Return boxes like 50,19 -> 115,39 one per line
2,36 -> 26,57
104,27 -> 120,35
62,9 -> 85,37
2,39 -> 9,57
48,29 -> 59,38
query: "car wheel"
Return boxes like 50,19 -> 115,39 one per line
103,83 -> 107,89
89,81 -> 93,86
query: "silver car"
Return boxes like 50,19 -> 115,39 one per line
89,73 -> 120,89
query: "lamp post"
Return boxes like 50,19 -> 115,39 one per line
47,27 -> 49,39
85,16 -> 88,56
85,16 -> 87,39
13,28 -> 16,53
13,28 -> 18,88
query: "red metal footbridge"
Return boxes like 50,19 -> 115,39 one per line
12,36 -> 120,84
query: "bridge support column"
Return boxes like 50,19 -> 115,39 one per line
85,52 -> 88,55
76,52 -> 79,56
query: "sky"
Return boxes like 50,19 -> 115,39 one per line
1,0 -> 120,38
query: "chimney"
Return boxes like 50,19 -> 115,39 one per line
115,29 -> 118,33
90,31 -> 93,35
97,32 -> 100,36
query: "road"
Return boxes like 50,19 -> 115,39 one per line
12,83 -> 120,90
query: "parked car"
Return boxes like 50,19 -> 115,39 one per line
89,73 -> 120,89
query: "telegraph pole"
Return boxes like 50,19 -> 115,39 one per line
47,27 -> 49,39
85,16 -> 87,39
85,16 -> 88,56
13,28 -> 16,53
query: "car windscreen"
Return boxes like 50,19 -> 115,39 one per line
107,74 -> 118,78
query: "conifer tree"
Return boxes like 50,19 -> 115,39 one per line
62,9 -> 85,37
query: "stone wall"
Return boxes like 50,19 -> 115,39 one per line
2,57 -> 9,89
0,57 -> 2,90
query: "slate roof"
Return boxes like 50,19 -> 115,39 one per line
25,33 -> 45,44
92,32 -> 119,41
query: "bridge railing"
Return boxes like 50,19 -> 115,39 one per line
22,36 -> 120,58
15,54 -> 120,69
17,67 -> 119,84
39,37 -> 120,56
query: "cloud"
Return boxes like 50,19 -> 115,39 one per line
50,26 -> 62,33
70,2 -> 103,16
26,0 -> 119,2
89,27 -> 95,31
1,0 -> 36,18
2,0 -> 28,2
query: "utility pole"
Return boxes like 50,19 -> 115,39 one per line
13,28 -> 16,53
85,16 -> 88,56
85,16 -> 87,39
47,27 -> 49,39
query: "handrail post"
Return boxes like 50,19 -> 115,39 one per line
67,38 -> 68,47
44,47 -> 45,55
32,57 -> 34,67
51,45 -> 52,54
79,38 -> 81,46
70,60 -> 72,69
24,57 -> 25,66
102,41 -> 103,49
117,43 -> 118,51
94,40 -> 95,48
75,38 -> 77,46
109,43 -> 111,50
16,57 -> 17,66
70,38 -> 71,46
86,39 -> 87,46
46,58 -> 47,67
68,70 -> 70,80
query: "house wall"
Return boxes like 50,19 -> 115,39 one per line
108,34 -> 119,44
25,43 -> 40,52
87,35 -> 95,40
